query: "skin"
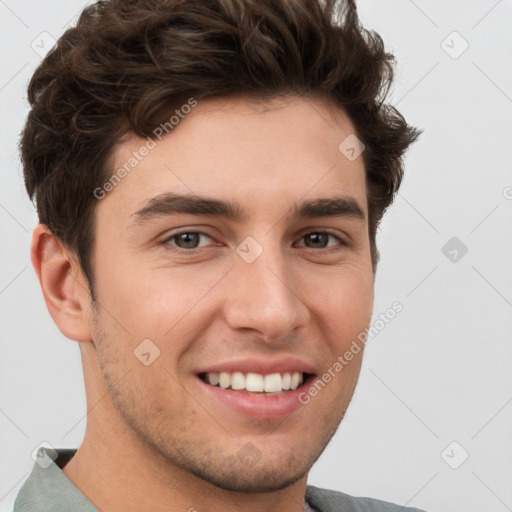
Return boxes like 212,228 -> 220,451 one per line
31,95 -> 375,512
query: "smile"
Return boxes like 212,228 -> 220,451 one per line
196,370 -> 316,419
199,371 -> 309,394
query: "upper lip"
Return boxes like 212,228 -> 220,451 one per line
195,356 -> 316,376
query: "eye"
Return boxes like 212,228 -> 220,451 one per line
162,231 -> 214,250
161,229 -> 347,253
296,231 -> 346,251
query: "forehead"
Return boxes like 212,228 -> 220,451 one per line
101,95 -> 367,222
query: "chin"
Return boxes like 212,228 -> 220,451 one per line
159,431 -> 336,494
184,457 -> 309,493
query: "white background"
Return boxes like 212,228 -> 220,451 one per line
1,1 -> 511,511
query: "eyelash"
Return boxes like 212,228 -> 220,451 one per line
161,230 -> 347,254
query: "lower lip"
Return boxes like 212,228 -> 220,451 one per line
196,375 -> 315,420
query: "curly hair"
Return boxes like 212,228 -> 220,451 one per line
21,0 -> 421,298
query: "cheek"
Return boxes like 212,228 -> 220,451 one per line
324,272 -> 373,394
305,264 -> 374,340
94,256 -> 226,345
339,280 -> 374,335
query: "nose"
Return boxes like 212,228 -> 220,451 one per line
222,241 -> 310,343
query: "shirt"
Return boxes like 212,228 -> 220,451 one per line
13,447 -> 427,512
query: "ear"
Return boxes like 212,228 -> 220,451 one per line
31,224 -> 93,343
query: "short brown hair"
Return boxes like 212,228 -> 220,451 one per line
21,0 -> 420,298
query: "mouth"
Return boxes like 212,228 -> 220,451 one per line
198,371 -> 313,395
197,370 -> 315,419
194,358 -> 317,419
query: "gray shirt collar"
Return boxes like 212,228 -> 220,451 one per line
13,447 -> 97,512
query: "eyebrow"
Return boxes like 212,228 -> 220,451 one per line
130,192 -> 366,226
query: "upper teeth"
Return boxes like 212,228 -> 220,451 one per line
205,371 -> 304,393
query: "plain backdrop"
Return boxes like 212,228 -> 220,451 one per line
1,1 -> 511,511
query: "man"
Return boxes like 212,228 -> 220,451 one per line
14,0 -> 424,510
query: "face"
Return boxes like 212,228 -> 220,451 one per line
87,95 -> 374,492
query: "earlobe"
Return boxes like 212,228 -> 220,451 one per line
31,224 -> 93,343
